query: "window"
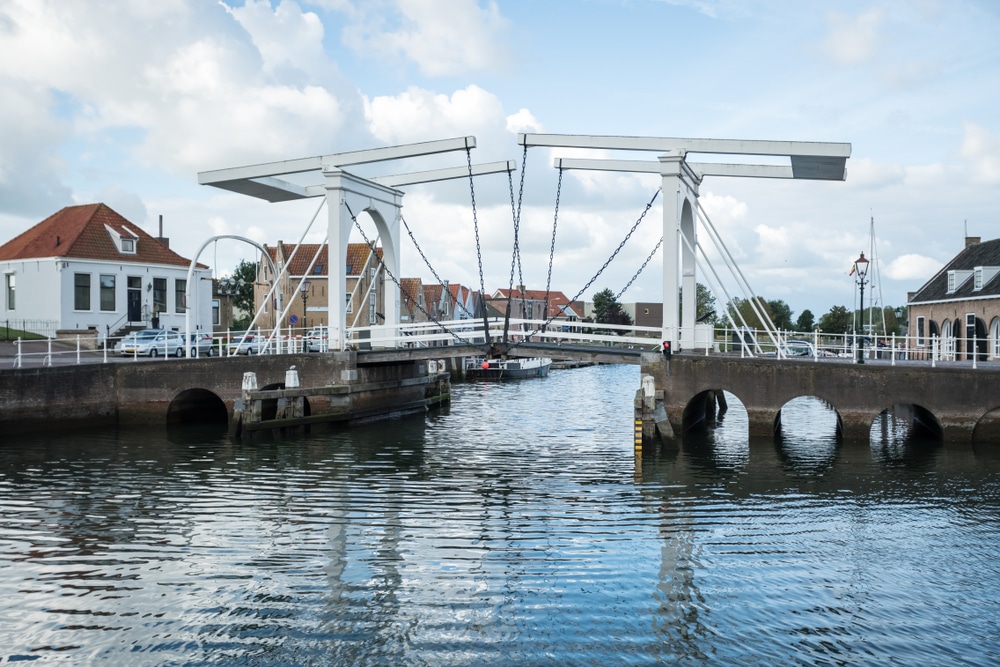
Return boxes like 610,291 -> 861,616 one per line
121,237 -> 135,253
346,293 -> 354,313
74,273 -> 91,310
100,274 -> 115,311
175,279 -> 186,313
212,299 -> 220,326
313,264 -> 323,274
975,267 -> 984,290
153,278 -> 167,315
916,316 -> 925,348
947,271 -> 956,292
4,273 -> 13,310
991,317 -> 1000,359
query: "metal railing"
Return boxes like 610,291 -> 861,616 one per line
5,321 -> 1000,369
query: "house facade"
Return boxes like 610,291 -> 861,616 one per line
907,236 -> 1000,360
488,287 -> 582,332
0,203 -> 211,340
255,242 -> 386,333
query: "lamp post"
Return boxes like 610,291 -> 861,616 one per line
854,252 -> 870,364
300,280 -> 311,330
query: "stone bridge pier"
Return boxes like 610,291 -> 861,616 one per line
638,353 -> 1000,445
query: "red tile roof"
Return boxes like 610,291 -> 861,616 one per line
491,287 -> 581,318
0,203 -> 199,267
265,242 -> 382,276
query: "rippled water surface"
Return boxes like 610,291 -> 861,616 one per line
2,364 -> 1000,665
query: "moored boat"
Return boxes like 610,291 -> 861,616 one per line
465,356 -> 552,381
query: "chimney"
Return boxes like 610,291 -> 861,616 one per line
155,214 -> 170,248
966,236 -> 981,249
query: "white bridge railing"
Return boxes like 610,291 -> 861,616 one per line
6,321 -> 1000,368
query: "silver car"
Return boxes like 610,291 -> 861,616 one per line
119,329 -> 185,357
228,333 -> 269,355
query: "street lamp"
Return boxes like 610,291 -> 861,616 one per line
300,280 -> 311,330
854,252 -> 870,364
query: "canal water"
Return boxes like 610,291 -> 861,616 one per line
1,364 -> 999,665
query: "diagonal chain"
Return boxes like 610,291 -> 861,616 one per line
542,165 -> 564,330
505,187 -> 662,353
344,202 -> 477,346
615,235 -> 663,302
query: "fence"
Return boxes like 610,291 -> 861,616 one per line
2,319 -> 59,340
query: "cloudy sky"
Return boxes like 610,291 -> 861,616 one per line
1,0 -> 998,321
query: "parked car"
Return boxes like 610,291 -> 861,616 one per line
184,332 -> 215,357
119,329 -> 185,357
228,333 -> 269,355
305,326 -> 329,352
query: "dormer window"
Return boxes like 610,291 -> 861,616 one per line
947,269 -> 973,293
105,224 -> 137,255
975,267 -> 984,290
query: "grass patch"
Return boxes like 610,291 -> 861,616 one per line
0,327 -> 47,341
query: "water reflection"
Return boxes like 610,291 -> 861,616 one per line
2,366 -> 1000,665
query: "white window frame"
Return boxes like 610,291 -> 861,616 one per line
4,272 -> 14,311
916,315 -> 926,348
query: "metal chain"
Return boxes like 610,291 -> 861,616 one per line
344,202 -> 477,346
401,214 -> 449,294
542,165 -> 564,330
467,146 -> 486,300
505,187 -> 662,353
615,235 -> 663,302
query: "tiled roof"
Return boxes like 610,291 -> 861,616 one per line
400,277 -> 423,303
490,287 -> 582,318
0,203 -> 198,267
266,242 -> 382,277
910,238 -> 1000,303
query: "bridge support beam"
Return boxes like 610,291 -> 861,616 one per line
323,168 -> 403,350
659,156 -> 701,352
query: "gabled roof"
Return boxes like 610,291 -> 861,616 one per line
400,277 -> 424,303
264,242 -> 382,277
490,287 -> 582,318
910,238 -> 1000,303
0,203 -> 197,267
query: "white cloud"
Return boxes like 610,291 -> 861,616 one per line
505,109 -> 542,135
226,0 -> 327,77
821,9 -> 882,66
960,122 -> 1000,185
885,253 -> 942,281
339,0 -> 511,77
846,158 -> 906,189
364,84 -> 506,144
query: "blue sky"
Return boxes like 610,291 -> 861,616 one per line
1,0 -> 999,321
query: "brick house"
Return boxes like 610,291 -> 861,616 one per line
256,242 -> 386,333
0,203 -> 211,341
907,236 -> 1000,360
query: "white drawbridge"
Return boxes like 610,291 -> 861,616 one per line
518,134 -> 851,351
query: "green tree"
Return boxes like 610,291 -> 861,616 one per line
592,288 -> 633,332
795,309 -> 816,332
726,296 -> 773,330
231,259 -> 258,329
766,299 -> 794,330
817,305 -> 852,335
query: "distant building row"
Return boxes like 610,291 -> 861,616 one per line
2,203 -> 997,358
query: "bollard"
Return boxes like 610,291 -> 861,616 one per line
46,337 -> 52,367
14,337 -> 21,369
285,366 -> 300,388
428,360 -> 437,374
76,335 -> 81,365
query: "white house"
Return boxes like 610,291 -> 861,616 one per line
0,203 -> 212,341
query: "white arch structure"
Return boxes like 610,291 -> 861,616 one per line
183,235 -> 279,357
518,133 -> 852,350
198,137 -> 514,350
